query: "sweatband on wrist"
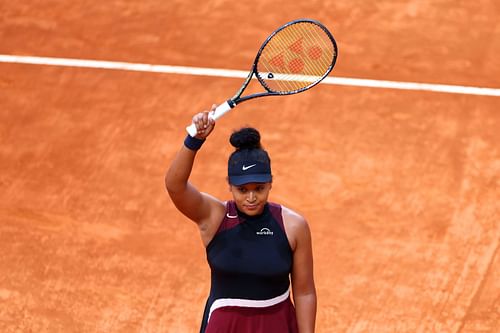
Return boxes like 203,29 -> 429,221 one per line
184,135 -> 205,151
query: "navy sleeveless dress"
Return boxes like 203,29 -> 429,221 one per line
200,201 -> 298,333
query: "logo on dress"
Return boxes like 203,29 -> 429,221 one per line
256,227 -> 273,236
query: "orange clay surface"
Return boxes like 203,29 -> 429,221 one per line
1,1 -> 499,332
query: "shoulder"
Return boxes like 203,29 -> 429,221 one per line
200,192 -> 226,221
197,195 -> 227,245
280,205 -> 311,250
281,205 -> 308,227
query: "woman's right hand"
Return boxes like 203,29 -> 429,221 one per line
192,104 -> 216,139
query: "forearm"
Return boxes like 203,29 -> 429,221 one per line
294,292 -> 317,333
165,144 -> 197,194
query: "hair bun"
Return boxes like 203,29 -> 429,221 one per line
230,127 -> 262,150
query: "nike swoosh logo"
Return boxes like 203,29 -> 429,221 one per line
242,164 -> 257,171
226,213 -> 238,219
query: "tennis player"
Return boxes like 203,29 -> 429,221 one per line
166,105 -> 316,333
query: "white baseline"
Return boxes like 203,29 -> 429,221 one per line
1,54 -> 499,97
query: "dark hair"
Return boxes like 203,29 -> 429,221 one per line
229,127 -> 262,150
227,127 -> 272,185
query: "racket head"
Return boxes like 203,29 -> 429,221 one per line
254,19 -> 338,95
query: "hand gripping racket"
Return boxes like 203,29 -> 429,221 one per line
186,18 -> 338,136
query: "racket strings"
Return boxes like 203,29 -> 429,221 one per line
274,28 -> 327,90
281,25 -> 332,84
283,26 -> 330,75
261,39 -> 324,91
257,22 -> 336,93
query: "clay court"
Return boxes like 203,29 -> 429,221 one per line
1,1 -> 499,332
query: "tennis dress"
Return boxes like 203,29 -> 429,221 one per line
200,201 -> 298,333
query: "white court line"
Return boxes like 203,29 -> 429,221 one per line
1,54 -> 499,97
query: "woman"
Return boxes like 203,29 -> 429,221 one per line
165,105 -> 316,333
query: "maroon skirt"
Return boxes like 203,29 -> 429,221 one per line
205,297 -> 298,333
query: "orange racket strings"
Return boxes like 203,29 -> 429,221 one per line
258,22 -> 335,93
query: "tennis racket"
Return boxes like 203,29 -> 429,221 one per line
186,18 -> 338,136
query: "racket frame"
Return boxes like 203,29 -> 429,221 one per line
186,18 -> 338,137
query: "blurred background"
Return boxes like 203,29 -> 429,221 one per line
1,1 -> 499,332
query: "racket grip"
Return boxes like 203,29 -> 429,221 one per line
211,100 -> 234,120
186,123 -> 199,137
186,101 -> 234,137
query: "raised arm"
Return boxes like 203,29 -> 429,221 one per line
165,106 -> 225,231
